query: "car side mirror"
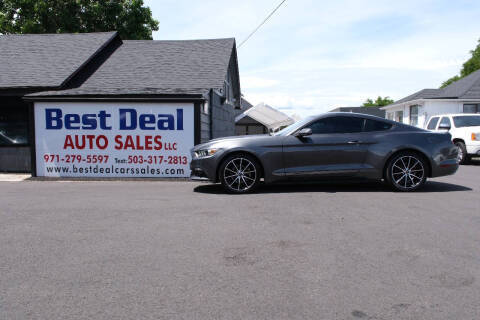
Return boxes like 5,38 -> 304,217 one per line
295,128 -> 312,137
438,124 -> 451,130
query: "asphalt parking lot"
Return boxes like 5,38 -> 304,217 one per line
1,163 -> 480,320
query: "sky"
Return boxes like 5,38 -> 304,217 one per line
144,0 -> 480,117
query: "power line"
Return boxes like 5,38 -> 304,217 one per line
238,0 -> 287,48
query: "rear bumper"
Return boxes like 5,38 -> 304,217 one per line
431,159 -> 459,177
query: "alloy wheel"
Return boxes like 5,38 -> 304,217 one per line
391,155 -> 425,190
456,145 -> 464,163
223,157 -> 257,192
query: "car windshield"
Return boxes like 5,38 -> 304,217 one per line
274,116 -> 315,136
452,115 -> 480,128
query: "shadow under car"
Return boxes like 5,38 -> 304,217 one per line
193,179 -> 471,194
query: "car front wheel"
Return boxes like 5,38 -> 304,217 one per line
386,151 -> 427,192
219,154 -> 261,194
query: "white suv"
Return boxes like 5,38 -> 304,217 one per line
426,114 -> 480,164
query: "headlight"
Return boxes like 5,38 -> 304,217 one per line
194,148 -> 219,158
472,133 -> 480,141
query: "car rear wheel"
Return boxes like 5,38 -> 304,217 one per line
386,151 -> 427,192
454,141 -> 468,164
219,154 -> 261,194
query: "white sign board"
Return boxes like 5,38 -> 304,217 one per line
34,102 -> 194,178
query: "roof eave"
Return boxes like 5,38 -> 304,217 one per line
24,93 -> 206,102
381,97 -> 480,110
0,86 -> 63,96
380,99 -> 426,110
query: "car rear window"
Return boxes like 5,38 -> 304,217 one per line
363,119 -> 392,132
453,115 -> 480,128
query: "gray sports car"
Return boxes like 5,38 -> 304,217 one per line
190,113 -> 459,193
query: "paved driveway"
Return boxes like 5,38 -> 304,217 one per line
1,164 -> 479,319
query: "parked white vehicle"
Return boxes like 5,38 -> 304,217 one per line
426,114 -> 480,164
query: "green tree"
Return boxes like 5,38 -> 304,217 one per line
441,39 -> 480,88
362,96 -> 394,107
0,0 -> 159,40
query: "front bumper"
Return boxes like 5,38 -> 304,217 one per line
190,157 -> 219,182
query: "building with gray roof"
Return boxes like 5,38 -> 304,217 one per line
382,69 -> 480,127
0,32 -> 242,175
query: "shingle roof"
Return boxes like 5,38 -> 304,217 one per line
394,89 -> 442,104
0,32 -> 118,89
241,98 -> 253,110
28,38 -> 236,97
440,69 -> 480,98
393,69 -> 480,104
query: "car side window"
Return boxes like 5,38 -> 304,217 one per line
363,119 -> 392,132
427,117 -> 439,130
308,116 -> 364,134
439,117 -> 451,128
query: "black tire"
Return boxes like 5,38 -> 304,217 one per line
454,141 -> 468,164
219,153 -> 261,194
385,151 -> 427,192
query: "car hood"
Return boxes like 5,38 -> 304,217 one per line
193,134 -> 273,151
464,126 -> 480,132
210,134 -> 269,143
450,126 -> 480,135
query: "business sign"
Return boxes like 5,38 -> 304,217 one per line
34,102 -> 194,178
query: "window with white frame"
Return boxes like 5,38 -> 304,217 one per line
386,112 -> 394,120
409,105 -> 419,126
395,110 -> 403,123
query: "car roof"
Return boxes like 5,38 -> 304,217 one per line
321,112 -> 402,125
324,112 -> 389,121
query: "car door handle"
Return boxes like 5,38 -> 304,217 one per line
347,140 -> 361,144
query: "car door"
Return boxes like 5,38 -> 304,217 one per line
281,116 -> 369,177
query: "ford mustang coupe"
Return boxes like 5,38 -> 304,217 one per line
190,113 -> 459,193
